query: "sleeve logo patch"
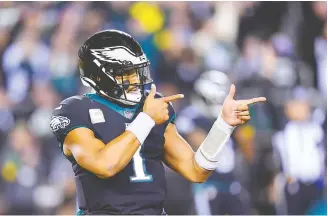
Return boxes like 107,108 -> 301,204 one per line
50,116 -> 70,131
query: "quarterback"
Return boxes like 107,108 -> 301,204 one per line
50,30 -> 266,215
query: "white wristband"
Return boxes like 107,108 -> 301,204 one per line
126,112 -> 155,145
195,115 -> 235,170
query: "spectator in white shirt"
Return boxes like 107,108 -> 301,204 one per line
272,86 -> 325,215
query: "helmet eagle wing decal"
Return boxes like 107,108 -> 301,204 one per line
90,46 -> 146,65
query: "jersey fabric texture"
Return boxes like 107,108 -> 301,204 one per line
51,93 -> 176,215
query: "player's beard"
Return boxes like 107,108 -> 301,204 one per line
117,89 -> 143,106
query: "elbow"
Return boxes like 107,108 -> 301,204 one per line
190,177 -> 207,184
189,158 -> 209,183
97,171 -> 116,179
96,163 -> 119,179
188,174 -> 207,183
196,178 -> 207,184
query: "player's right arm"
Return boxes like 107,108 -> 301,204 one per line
63,128 -> 141,178
52,85 -> 183,179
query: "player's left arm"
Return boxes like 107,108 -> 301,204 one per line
163,123 -> 211,183
163,84 -> 266,183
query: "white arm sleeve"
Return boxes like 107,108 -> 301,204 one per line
194,115 -> 235,170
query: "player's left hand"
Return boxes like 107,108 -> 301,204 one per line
221,84 -> 266,126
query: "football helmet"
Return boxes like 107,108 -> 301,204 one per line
78,30 -> 152,105
192,70 -> 231,119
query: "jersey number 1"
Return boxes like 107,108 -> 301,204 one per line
130,146 -> 153,182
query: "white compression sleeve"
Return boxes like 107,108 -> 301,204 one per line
126,112 -> 155,145
195,115 -> 235,170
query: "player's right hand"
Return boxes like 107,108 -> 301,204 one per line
143,84 -> 184,125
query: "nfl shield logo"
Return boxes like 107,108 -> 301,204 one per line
124,110 -> 133,119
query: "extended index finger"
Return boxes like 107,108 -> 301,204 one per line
162,94 -> 184,102
243,97 -> 267,105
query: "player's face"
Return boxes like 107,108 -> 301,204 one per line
115,69 -> 141,93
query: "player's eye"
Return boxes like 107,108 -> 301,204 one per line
124,69 -> 137,76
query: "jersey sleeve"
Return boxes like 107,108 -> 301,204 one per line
50,97 -> 94,146
167,102 -> 176,124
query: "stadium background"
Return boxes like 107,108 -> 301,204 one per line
0,1 -> 326,215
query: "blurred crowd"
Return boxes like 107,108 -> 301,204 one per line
0,1 -> 326,215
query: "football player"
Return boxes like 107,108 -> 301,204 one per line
175,70 -> 251,215
50,30 -> 266,215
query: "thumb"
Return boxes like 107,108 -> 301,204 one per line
227,84 -> 236,99
147,84 -> 156,99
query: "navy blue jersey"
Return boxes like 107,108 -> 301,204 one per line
50,93 -> 176,215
